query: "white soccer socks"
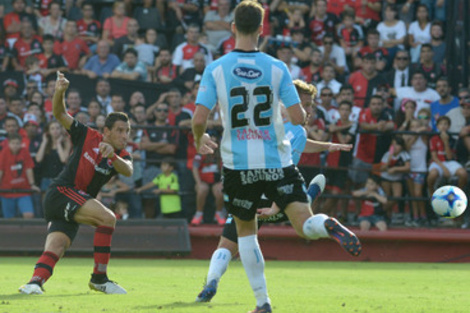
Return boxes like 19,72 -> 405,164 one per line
207,248 -> 232,283
302,213 -> 329,240
238,235 -> 270,307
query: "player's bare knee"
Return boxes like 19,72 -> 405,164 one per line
99,210 -> 116,227
45,233 -> 70,257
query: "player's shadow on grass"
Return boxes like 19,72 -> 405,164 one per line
134,301 -> 242,311
4,292 -> 90,300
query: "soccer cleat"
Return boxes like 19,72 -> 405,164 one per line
214,212 -> 226,226
325,217 -> 362,257
88,280 -> 127,294
19,283 -> 43,295
249,303 -> 272,313
191,214 -> 203,226
195,279 -> 218,302
307,174 -> 326,203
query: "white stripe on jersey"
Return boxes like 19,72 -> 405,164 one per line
272,64 -> 291,166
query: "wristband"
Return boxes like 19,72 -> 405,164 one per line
110,153 -> 118,162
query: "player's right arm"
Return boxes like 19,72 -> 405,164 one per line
52,72 -> 74,131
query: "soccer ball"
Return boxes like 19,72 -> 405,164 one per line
431,186 -> 468,218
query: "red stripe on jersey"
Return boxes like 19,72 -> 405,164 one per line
73,129 -> 104,192
57,187 -> 86,205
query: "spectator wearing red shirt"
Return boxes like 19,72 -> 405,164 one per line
33,0 -> 65,18
54,20 -> 90,70
11,20 -> 43,70
76,2 -> 101,52
37,34 -> 68,79
351,0 -> 381,29
326,0 -> 352,17
427,116 -> 467,196
0,133 -> 39,218
3,0 -> 37,41
349,95 -> 394,185
348,53 -> 386,108
307,0 -> 339,46
355,29 -> 388,72
217,34 -> 235,56
300,48 -> 323,84
152,48 -> 179,84
102,1 -> 130,45
337,10 -> 363,65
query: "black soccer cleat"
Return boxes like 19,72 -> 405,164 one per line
325,217 -> 362,257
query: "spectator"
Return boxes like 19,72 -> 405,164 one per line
107,94 -> 126,114
43,78 -> 55,114
427,116 -> 467,196
337,9 -> 363,69
396,99 -> 417,131
128,91 -> 146,113
134,32 -> 159,66
0,116 -> 27,152
24,103 -> 45,132
172,24 -> 213,74
87,99 -> 102,125
94,78 -> 111,114
356,29 -> 388,72
308,0 -> 339,46
430,21 -> 445,64
216,33 -> 235,57
3,79 -> 20,103
24,79 -> 39,101
102,1 -> 130,45
139,102 -> 178,218
136,159 -> 182,218
65,88 -> 86,116
352,176 -> 388,231
316,87 -> 339,125
0,133 -> 39,218
8,96 -> 26,122
38,1 -> 67,39
0,98 -> 20,142
276,45 -> 301,80
53,20 -> 90,70
316,63 -> 342,96
0,26 -> 10,71
351,0 -> 381,30
430,77 -> 459,130
35,120 -> 71,192
3,0 -> 37,41
174,52 -> 206,93
289,29 -> 313,69
377,4 -> 406,61
319,33 -> 347,76
11,20 -> 43,71
324,101 -> 355,219
33,0 -> 65,18
98,176 -> 131,220
191,147 -> 225,226
77,2 -> 102,53
447,88 -> 470,135
169,0 -> 205,29
112,18 -> 139,59
151,48 -> 179,84
394,70 -> 440,114
337,84 -> 359,121
203,0 -> 233,53
349,53 -> 386,108
82,40 -> 120,79
403,118 -> 429,226
382,50 -> 411,89
37,34 -> 68,79
133,0 -> 164,32
300,48 -> 323,85
111,48 -> 148,81
408,4 -> 431,63
411,44 -> 444,89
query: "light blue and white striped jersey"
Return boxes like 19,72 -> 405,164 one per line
196,50 -> 301,170
284,122 -> 307,165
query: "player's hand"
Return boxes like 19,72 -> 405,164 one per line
55,71 -> 70,93
257,205 -> 280,219
328,143 -> 353,152
99,142 -> 115,158
196,133 -> 218,155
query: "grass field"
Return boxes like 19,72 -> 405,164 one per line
1,257 -> 470,313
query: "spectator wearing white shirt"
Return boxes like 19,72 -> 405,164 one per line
317,87 -> 340,125
203,0 -> 233,53
408,4 -> 431,63
377,4 -> 406,63
316,63 -> 342,96
394,71 -> 440,114
276,45 -> 301,80
319,33 -> 347,76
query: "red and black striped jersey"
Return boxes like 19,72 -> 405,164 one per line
52,119 -> 131,198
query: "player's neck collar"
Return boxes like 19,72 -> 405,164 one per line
232,49 -> 259,53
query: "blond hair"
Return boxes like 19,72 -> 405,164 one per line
293,79 -> 318,98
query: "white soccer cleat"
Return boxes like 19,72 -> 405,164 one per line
19,283 -> 43,295
307,174 -> 326,204
88,280 -> 127,294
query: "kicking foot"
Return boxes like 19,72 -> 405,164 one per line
325,217 -> 362,257
249,303 -> 272,313
19,283 -> 43,295
195,279 -> 217,302
88,279 -> 127,294
307,174 -> 326,203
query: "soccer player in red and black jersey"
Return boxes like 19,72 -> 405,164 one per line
19,72 -> 133,295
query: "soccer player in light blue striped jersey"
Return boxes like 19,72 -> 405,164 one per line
192,2 -> 360,312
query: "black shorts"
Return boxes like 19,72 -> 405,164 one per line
223,165 -> 307,221
44,185 -> 93,241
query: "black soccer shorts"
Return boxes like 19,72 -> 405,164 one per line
222,165 -> 308,221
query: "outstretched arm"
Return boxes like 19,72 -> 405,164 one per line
53,72 -> 74,130
303,139 -> 353,154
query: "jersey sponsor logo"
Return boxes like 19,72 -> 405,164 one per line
64,202 -> 78,222
92,148 -> 100,154
263,212 -> 287,223
232,64 -> 263,83
277,183 -> 294,195
233,198 -> 253,210
240,169 -> 284,185
236,128 -> 272,141
84,152 -> 112,175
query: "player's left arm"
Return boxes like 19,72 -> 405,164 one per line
99,142 -> 133,177
303,139 -> 353,153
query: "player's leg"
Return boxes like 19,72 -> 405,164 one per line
191,181 -> 209,225
73,198 -> 126,294
212,182 -> 226,225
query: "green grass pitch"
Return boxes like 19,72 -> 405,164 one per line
1,257 -> 470,313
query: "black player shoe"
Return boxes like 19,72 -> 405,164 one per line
195,279 -> 217,302
325,217 -> 362,257
249,302 -> 272,313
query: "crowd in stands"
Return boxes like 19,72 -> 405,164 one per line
0,0 -> 469,230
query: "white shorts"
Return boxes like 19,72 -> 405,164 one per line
428,161 -> 463,177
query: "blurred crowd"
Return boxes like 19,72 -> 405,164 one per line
0,0 -> 469,230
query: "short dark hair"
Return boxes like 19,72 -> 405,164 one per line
10,95 -> 23,103
105,112 -> 129,130
368,175 -> 381,186
8,133 -> 22,142
234,0 -> 264,35
421,43 -> 433,51
81,1 -> 93,9
341,9 -> 355,20
367,29 -> 380,37
393,136 -> 406,149
339,84 -> 354,94
4,116 -> 19,125
161,157 -> 176,168
124,48 -> 138,58
370,95 -> 383,103
338,101 -> 353,109
412,70 -> 427,80
42,34 -> 55,43
436,115 -> 451,127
